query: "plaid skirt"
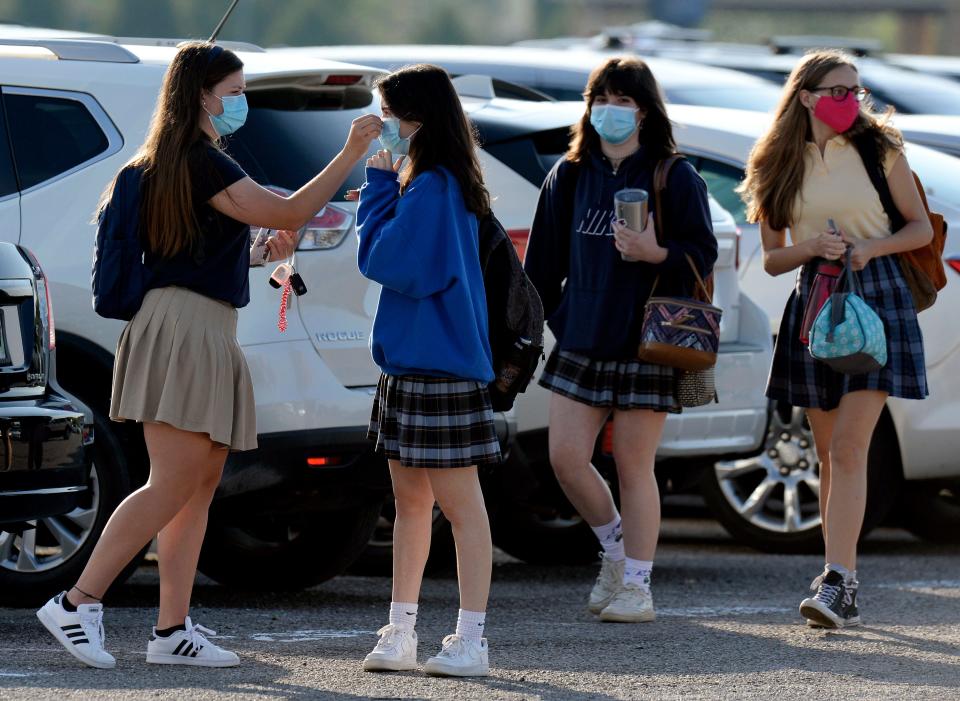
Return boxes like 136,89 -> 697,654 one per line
367,374 -> 502,469
767,254 -> 928,411
538,349 -> 681,413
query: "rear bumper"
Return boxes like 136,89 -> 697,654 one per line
0,393 -> 91,524
214,412 -> 516,518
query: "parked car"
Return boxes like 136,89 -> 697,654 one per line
0,244 -> 100,605
650,104 -> 960,550
276,45 -> 785,112
888,53 -> 960,83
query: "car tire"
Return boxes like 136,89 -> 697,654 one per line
198,500 -> 382,590
0,413 -> 145,607
900,481 -> 960,544
490,446 -> 599,566
701,402 -> 902,553
349,498 -> 456,576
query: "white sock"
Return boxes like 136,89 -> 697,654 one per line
389,601 -> 418,628
590,516 -> 625,562
455,609 -> 485,644
623,558 -> 653,591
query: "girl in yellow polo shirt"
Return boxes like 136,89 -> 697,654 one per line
740,50 -> 932,629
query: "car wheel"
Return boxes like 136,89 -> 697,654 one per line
0,413 -> 144,607
349,498 -> 456,576
490,449 -> 599,566
901,481 -> 960,544
702,402 -> 901,553
198,500 -> 382,590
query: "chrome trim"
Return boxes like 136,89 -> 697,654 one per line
0,485 -> 87,497
1,87 -> 124,195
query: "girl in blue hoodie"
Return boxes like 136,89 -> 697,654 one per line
524,58 -> 717,623
356,65 -> 498,678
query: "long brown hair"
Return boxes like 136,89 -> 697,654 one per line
96,41 -> 244,257
375,64 -> 490,217
739,49 -> 901,231
567,57 -> 676,164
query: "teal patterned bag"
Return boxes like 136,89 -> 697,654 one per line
809,249 -> 887,375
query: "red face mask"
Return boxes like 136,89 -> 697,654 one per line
813,92 -> 860,133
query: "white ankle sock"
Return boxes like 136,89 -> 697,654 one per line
389,601 -> 418,628
455,609 -> 485,643
591,516 -> 625,562
623,558 -> 653,591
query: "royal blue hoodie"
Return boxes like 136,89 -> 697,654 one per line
356,166 -> 494,382
524,148 -> 717,360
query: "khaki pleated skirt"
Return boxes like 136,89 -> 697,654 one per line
110,286 -> 257,451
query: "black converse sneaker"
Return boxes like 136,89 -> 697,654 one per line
37,592 -> 116,669
799,569 -> 861,628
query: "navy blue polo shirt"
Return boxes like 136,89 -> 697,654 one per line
145,141 -> 251,307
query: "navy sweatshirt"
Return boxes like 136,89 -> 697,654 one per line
356,166 -> 494,382
524,148 -> 717,360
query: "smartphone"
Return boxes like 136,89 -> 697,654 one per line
250,227 -> 275,266
827,218 -> 838,235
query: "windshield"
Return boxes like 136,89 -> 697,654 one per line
225,93 -> 380,199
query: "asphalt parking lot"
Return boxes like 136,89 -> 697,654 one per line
1,518 -> 958,701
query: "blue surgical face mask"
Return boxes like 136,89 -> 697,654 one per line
206,93 -> 248,137
589,104 -> 640,145
378,117 -> 420,156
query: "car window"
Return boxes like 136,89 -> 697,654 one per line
664,86 -> 779,112
694,158 -> 747,224
0,95 -> 18,197
4,92 -> 109,191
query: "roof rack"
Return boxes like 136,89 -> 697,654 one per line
111,37 -> 266,53
0,38 -> 139,63
768,35 -> 883,58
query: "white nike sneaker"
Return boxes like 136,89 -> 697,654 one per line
37,592 -> 116,669
588,553 -> 625,614
423,634 -> 489,677
146,616 -> 239,667
599,583 -> 656,623
363,623 -> 418,672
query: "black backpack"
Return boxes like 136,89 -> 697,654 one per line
478,213 -> 545,411
92,166 -> 151,321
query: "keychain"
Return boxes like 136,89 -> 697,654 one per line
270,254 -> 308,333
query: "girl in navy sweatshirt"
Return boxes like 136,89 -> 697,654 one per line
524,57 -> 717,623
356,65 -> 498,678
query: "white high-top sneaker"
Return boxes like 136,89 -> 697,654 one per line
37,592 -> 116,669
588,553 -> 625,614
599,582 -> 656,623
423,634 -> 489,677
363,624 -> 418,672
145,616 -> 239,667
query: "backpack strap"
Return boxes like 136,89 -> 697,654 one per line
851,132 -> 906,233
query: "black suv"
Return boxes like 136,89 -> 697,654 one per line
0,245 -> 96,605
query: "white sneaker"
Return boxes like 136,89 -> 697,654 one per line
363,624 -> 418,672
423,634 -> 489,677
599,583 -> 656,623
146,616 -> 239,667
588,553 -> 625,614
37,592 -> 116,669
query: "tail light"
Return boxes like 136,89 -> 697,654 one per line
948,257 -> 960,276
323,74 -> 364,86
22,248 -> 55,351
306,456 -> 342,467
262,185 -> 354,251
507,229 -> 530,263
298,204 -> 354,251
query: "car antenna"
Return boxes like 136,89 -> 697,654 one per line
209,0 -> 241,42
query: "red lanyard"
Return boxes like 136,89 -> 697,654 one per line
277,278 -> 292,333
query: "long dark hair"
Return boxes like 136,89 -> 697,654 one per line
739,49 -> 900,230
96,41 -> 244,258
567,57 -> 676,164
375,65 -> 490,217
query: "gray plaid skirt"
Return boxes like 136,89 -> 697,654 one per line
538,349 -> 681,413
368,374 -> 502,469
767,253 -> 928,411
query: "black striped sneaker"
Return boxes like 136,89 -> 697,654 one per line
37,592 -> 116,669
145,616 -> 239,667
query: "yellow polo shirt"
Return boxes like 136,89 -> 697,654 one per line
791,135 -> 902,245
